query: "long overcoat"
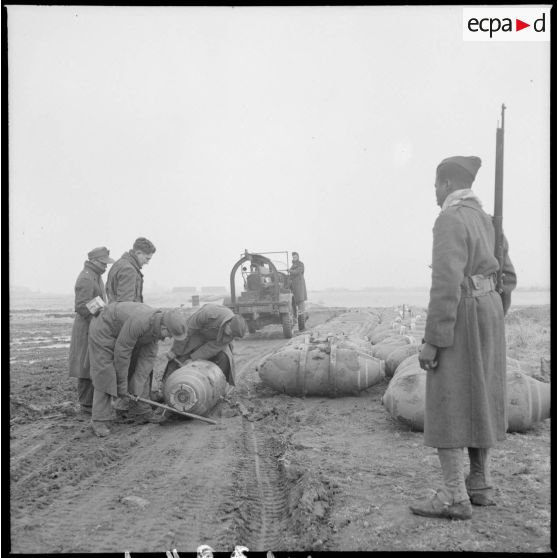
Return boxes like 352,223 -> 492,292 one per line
106,251 -> 144,303
88,302 -> 163,396
170,304 -> 237,385
424,198 -> 516,448
68,261 -> 107,379
289,260 -> 307,303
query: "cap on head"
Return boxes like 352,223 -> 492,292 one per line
228,314 -> 247,338
436,156 -> 482,181
163,308 -> 188,340
133,237 -> 156,254
87,246 -> 115,264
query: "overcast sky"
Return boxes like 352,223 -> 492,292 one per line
8,5 -> 551,293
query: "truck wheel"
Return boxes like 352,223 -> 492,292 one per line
247,321 -> 257,334
298,313 -> 306,331
281,314 -> 293,338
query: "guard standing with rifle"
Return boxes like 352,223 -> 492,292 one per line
411,104 -> 517,520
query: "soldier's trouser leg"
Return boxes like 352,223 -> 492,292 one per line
128,366 -> 154,415
437,448 -> 469,503
210,352 -> 232,384
91,389 -> 114,422
77,378 -> 94,410
297,301 -> 306,313
466,448 -> 495,505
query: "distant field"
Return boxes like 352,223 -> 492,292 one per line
9,289 -> 551,312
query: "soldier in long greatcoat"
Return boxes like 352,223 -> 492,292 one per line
289,252 -> 308,331
410,155 -> 516,521
88,302 -> 188,436
68,246 -> 114,414
164,303 -> 247,387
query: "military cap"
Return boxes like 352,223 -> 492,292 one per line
229,314 -> 247,338
437,156 -> 482,180
163,308 -> 188,340
87,246 -> 115,264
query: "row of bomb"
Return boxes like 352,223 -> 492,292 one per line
256,310 -> 549,433
369,314 -> 550,433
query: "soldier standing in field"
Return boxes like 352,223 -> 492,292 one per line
289,251 -> 308,330
106,236 -> 157,405
106,237 -> 156,303
68,246 -> 114,415
411,155 -> 516,520
88,302 -> 188,436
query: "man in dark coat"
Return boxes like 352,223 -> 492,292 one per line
163,303 -> 247,387
106,237 -> 156,303
289,252 -> 308,328
88,302 -> 188,436
68,246 -> 114,414
410,155 -> 516,520
106,237 -> 157,400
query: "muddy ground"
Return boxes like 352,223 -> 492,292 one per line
9,303 -> 552,553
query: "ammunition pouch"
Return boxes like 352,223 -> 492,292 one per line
461,274 -> 496,298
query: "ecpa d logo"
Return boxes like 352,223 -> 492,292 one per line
463,8 -> 551,42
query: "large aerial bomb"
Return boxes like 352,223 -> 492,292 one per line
381,356 -> 551,433
381,355 -> 426,430
371,335 -> 417,361
163,360 -> 228,417
506,370 -> 551,432
385,343 -> 421,378
258,333 -> 385,397
369,327 -> 399,345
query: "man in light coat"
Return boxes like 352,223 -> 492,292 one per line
88,302 -> 188,436
411,155 -> 516,520
163,303 -> 247,386
68,246 -> 114,414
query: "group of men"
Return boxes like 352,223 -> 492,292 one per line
68,155 -> 516,523
68,237 -> 248,437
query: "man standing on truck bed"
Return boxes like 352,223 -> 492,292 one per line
289,251 -> 308,330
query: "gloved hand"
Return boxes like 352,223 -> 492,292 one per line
166,350 -> 176,361
419,342 -> 439,371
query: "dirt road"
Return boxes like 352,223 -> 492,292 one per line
9,305 -> 551,553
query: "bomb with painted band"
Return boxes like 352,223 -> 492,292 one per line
257,333 -> 385,397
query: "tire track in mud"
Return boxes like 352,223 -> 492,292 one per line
231,419 -> 290,551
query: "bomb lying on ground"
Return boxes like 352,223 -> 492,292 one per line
257,332 -> 385,397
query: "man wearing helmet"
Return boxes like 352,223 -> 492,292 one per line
163,303 -> 247,386
88,302 -> 188,437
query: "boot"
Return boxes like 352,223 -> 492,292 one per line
410,448 -> 472,520
90,420 -> 111,437
466,448 -> 496,506
133,408 -> 168,424
409,490 -> 472,520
